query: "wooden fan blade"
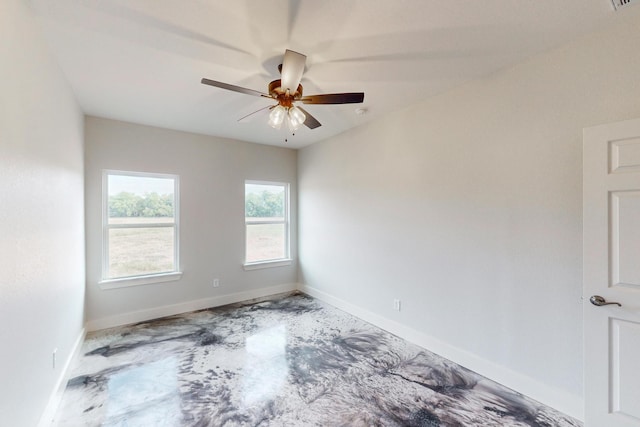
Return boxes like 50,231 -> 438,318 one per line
300,92 -> 364,105
238,105 -> 275,123
201,78 -> 271,98
297,107 -> 321,129
280,50 -> 306,94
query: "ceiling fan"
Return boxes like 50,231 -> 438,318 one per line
201,49 -> 364,132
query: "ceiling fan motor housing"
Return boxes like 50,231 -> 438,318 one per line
269,79 -> 303,107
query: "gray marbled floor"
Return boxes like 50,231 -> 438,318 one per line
53,292 -> 581,426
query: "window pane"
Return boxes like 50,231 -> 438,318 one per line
108,175 -> 174,225
108,227 -> 175,278
246,223 -> 285,263
245,184 -> 285,220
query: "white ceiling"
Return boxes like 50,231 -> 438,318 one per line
30,0 -> 625,148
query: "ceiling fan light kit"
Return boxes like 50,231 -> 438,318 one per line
268,105 -> 306,131
201,49 -> 365,137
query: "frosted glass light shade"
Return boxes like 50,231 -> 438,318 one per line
286,116 -> 297,132
268,105 -> 286,129
288,106 -> 306,127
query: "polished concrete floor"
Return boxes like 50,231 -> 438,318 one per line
53,292 -> 581,426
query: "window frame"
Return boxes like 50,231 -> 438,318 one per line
100,169 -> 181,289
244,180 -> 291,269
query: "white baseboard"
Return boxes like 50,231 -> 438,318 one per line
298,284 -> 584,422
86,283 -> 299,331
37,327 -> 86,427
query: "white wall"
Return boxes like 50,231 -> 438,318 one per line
84,117 -> 297,328
298,12 -> 640,419
0,1 -> 85,426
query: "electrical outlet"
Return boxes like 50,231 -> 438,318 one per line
213,278 -> 220,288
393,299 -> 401,311
52,348 -> 57,369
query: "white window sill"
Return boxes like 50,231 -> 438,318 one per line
99,272 -> 183,290
243,259 -> 292,271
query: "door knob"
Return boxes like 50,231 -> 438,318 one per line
590,295 -> 622,307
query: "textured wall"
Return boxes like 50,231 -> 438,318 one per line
84,117 -> 298,326
0,1 -> 85,425
298,12 -> 640,419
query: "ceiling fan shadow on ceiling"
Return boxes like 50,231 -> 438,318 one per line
201,49 -> 364,133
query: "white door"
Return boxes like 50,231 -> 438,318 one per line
584,118 -> 640,427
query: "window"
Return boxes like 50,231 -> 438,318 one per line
245,181 -> 290,267
102,170 -> 180,285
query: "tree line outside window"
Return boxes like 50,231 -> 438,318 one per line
245,190 -> 284,218
108,191 -> 174,218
